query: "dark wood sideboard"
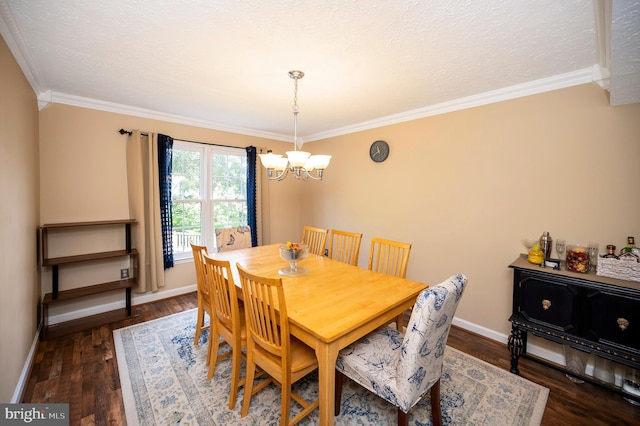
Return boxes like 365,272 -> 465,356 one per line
508,254 -> 640,401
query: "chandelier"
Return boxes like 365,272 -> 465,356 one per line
259,70 -> 331,181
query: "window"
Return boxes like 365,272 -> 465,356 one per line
171,141 -> 247,260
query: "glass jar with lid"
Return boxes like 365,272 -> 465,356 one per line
566,244 -> 590,273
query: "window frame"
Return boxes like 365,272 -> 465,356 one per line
171,140 -> 248,261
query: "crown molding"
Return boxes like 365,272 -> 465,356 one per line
39,68 -> 595,145
39,91 -> 292,142
306,67 -> 594,141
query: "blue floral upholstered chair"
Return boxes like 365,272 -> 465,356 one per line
335,274 -> 467,426
215,226 -> 252,252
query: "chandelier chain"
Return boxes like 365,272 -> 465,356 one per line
290,70 -> 303,148
293,77 -> 299,114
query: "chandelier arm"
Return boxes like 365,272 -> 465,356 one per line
265,167 -> 289,181
276,168 -> 288,180
303,169 -> 324,181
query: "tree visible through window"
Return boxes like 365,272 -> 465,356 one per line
171,141 -> 247,259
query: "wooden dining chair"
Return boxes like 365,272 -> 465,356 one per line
237,263 -> 319,426
368,237 -> 412,278
335,274 -> 468,426
301,225 -> 328,256
368,237 -> 412,329
203,254 -> 246,409
191,243 -> 212,354
328,229 -> 363,266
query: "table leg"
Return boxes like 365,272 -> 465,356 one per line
316,341 -> 339,426
508,323 -> 525,374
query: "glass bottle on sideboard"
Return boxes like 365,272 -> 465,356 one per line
619,237 -> 640,262
602,245 -> 618,259
622,237 -> 640,256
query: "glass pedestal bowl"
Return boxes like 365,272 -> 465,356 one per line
279,243 -> 309,276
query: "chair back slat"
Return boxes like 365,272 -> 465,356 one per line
328,229 -> 363,266
301,226 -> 329,256
368,237 -> 412,278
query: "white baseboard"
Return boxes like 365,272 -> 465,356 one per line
47,285 -> 197,325
12,322 -> 42,403
453,317 -> 630,385
452,316 -> 564,366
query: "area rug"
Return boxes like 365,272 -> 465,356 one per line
114,309 -> 548,425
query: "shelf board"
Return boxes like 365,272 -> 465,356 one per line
41,219 -> 137,229
43,249 -> 138,266
43,279 -> 135,303
42,308 -> 139,340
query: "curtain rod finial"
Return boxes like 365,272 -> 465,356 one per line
119,128 -> 132,135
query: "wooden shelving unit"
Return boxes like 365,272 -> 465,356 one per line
40,219 -> 138,340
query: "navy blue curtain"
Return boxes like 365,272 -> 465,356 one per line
246,146 -> 258,246
158,134 -> 174,268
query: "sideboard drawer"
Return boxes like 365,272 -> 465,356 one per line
587,291 -> 640,350
519,276 -> 579,333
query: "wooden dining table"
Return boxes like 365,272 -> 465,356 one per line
214,243 -> 428,425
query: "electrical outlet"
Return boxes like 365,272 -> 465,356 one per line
121,268 -> 129,279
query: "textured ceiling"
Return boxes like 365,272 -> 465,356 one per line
1,1 -> 638,143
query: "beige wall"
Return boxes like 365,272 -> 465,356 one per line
303,83 -> 640,345
0,35 -> 40,402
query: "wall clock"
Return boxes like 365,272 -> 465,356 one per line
369,140 -> 390,162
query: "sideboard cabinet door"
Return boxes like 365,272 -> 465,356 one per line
519,275 -> 579,333
587,290 -> 640,351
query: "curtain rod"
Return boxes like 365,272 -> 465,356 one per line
118,128 -> 245,150
119,129 -> 145,136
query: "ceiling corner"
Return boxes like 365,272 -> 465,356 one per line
0,1 -> 45,95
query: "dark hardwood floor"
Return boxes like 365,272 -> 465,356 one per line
21,293 -> 640,425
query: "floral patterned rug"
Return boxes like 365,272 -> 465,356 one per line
114,309 -> 548,425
